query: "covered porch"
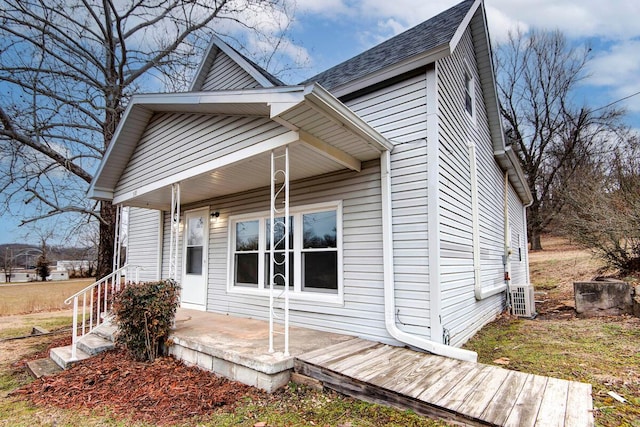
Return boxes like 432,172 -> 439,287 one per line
169,307 -> 352,392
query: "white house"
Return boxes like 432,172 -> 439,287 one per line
88,0 -> 532,362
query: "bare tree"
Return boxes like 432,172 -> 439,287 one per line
562,134 -> 640,273
496,29 -> 624,250
0,0 -> 294,278
2,247 -> 14,283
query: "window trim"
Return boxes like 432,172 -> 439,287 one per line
463,60 -> 476,123
227,200 -> 343,304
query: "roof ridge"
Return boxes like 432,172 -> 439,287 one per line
300,0 -> 475,91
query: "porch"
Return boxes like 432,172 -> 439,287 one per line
169,309 -> 594,426
168,308 -> 354,392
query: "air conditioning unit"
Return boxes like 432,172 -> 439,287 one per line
509,284 -> 536,318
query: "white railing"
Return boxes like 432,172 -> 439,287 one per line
64,264 -> 137,360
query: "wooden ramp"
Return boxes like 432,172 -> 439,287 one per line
295,338 -> 593,427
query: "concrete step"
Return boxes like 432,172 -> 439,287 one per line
50,345 -> 91,369
92,323 -> 117,342
77,334 -> 115,356
26,357 -> 63,378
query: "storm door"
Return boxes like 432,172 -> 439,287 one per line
181,208 -> 209,309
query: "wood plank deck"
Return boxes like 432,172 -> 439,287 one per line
295,338 -> 594,427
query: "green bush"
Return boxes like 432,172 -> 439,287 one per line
112,280 -> 180,362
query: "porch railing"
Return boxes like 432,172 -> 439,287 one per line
64,264 -> 139,360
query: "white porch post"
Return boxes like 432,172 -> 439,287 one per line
269,146 -> 290,356
168,183 -> 181,281
112,204 -> 123,294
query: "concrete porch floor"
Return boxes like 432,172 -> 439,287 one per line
168,308 -> 354,391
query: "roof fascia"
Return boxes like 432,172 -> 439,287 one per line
87,100 -> 153,201
303,84 -> 394,152
467,1 -> 532,204
328,45 -> 450,99
210,35 -> 275,88
449,0 -> 481,52
189,38 -> 219,92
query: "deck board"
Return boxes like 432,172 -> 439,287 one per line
564,381 -> 594,427
535,377 -> 570,427
480,370 -> 531,425
295,338 -> 594,426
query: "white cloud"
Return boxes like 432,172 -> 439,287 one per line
586,39 -> 640,113
487,0 -> 640,40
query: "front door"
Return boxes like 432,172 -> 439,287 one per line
181,208 -> 209,310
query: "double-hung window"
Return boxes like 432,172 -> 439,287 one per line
229,202 -> 342,301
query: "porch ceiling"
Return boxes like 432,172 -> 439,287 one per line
124,141 -> 356,210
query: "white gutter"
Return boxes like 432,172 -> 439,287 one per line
380,150 -> 478,363
469,141 -> 506,300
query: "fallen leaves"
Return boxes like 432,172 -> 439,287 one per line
13,348 -> 264,425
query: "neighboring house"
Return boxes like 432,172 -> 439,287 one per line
88,0 -> 532,362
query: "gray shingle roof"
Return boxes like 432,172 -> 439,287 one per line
301,0 -> 474,90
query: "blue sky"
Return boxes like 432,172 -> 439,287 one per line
286,0 -> 640,127
1,0 -> 639,245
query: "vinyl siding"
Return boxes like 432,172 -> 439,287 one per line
346,74 -> 432,339
201,50 -> 262,91
437,28 -> 507,347
508,182 -> 529,285
159,161 -> 402,345
127,207 -> 162,282
344,74 -> 428,143
115,113 -> 287,196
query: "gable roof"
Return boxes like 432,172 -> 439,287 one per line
302,0 -> 531,205
190,35 -> 284,91
87,84 -> 393,205
302,0 -> 475,95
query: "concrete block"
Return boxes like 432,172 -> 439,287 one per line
196,352 -> 213,371
574,281 -> 633,316
212,357 -> 234,379
50,345 -> 90,369
257,370 -> 290,393
26,358 -> 62,378
180,347 -> 198,366
234,364 -> 259,387
77,334 -> 115,355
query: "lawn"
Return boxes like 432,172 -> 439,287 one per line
0,284 -> 449,426
463,236 -> 640,427
0,279 -> 94,316
1,243 -> 639,426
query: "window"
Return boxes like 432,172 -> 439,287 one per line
464,71 -> 474,117
302,210 -> 337,292
234,220 -> 259,286
229,202 -> 342,300
265,216 -> 294,288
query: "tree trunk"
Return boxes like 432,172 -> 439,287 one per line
96,201 -> 117,279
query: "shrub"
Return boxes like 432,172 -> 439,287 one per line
112,280 -> 180,362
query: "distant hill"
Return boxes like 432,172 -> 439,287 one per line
0,243 -> 97,266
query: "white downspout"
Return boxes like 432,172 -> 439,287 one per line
469,142 -> 506,300
503,171 -> 512,285
380,150 -> 478,363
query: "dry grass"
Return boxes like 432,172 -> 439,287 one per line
529,235 -> 606,313
0,279 -> 94,316
465,235 -> 640,426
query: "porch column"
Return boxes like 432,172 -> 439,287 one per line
269,146 -> 290,356
168,183 -> 181,281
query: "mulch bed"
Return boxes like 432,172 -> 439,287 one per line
13,348 -> 264,425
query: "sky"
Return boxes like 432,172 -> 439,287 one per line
1,0 -> 639,245
285,0 -> 640,127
